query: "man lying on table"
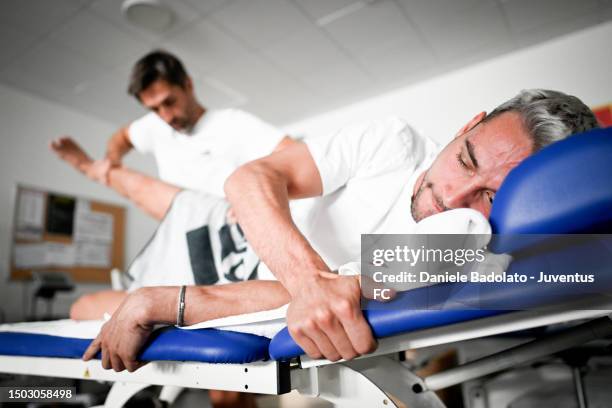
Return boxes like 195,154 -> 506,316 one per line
73,89 -> 598,372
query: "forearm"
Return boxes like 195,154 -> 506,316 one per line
225,163 -> 329,295
140,280 -> 290,326
106,127 -> 132,163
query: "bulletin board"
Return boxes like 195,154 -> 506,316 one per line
10,185 -> 125,283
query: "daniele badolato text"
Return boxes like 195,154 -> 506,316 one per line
371,270 -> 595,284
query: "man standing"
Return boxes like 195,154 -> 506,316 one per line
52,50 -> 292,199
51,50 -> 293,408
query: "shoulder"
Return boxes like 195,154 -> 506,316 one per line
129,112 -> 169,135
351,116 -> 432,166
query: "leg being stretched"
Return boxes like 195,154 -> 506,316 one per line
50,137 -> 180,220
70,290 -> 127,320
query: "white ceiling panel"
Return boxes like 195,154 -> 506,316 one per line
181,0 -> 232,16
191,75 -> 248,108
70,66 -> 146,125
50,9 -> 153,69
3,39 -> 107,93
398,0 -> 493,22
0,0 -> 88,38
0,25 -> 38,72
357,40 -> 437,84
323,0 -> 427,58
262,26 -> 359,78
293,0 -> 362,20
210,0 -> 313,50
502,0 -> 600,33
161,20 -> 254,74
513,11 -> 607,48
404,1 -> 511,59
0,0 -> 609,127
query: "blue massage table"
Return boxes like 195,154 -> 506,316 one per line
1,127 -> 611,407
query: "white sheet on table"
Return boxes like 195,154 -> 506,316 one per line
0,305 -> 288,341
0,319 -> 103,339
179,304 -> 288,339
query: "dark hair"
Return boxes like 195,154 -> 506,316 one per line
127,50 -> 189,99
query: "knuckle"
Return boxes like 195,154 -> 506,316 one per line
334,299 -> 354,319
315,309 -> 334,327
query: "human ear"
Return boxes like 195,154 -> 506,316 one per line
454,111 -> 487,139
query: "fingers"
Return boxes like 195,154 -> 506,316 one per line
101,347 -> 111,370
314,309 -> 358,361
110,353 -> 126,372
125,360 -> 147,373
82,337 -> 101,361
340,310 -> 377,356
287,327 -> 322,359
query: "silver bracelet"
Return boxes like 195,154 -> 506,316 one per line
176,285 -> 186,327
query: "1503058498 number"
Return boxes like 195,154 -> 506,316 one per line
0,387 -> 76,402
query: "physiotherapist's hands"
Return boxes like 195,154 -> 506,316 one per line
85,158 -> 114,185
82,288 -> 156,372
287,272 -> 377,362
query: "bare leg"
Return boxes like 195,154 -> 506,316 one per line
106,166 -> 180,220
50,137 -> 180,220
70,290 -> 128,320
209,390 -> 257,408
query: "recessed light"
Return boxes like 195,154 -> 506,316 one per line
121,0 -> 174,32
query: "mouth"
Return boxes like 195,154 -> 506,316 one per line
430,192 -> 446,214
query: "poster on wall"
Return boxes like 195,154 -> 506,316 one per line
593,103 -> 612,127
15,188 -> 45,240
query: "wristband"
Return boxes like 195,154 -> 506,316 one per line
176,285 -> 186,327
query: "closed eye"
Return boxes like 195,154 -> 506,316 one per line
456,153 -> 469,169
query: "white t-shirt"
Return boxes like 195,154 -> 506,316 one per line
127,117 -> 439,289
128,109 -> 285,195
294,117 -> 439,269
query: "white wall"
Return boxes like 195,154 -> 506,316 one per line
0,84 -> 158,322
285,22 -> 612,145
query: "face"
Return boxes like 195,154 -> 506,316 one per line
138,79 -> 200,132
411,111 -> 533,222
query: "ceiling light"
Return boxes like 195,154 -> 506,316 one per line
121,0 -> 174,32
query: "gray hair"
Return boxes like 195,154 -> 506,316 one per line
485,89 -> 599,151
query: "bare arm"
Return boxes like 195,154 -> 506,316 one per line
105,126 -> 133,164
224,143 -> 376,362
225,142 -> 325,291
83,280 -> 290,372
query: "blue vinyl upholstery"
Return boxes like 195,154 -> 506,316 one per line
489,127 -> 612,253
0,327 -> 271,364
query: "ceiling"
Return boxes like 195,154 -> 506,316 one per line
1,0 -> 610,126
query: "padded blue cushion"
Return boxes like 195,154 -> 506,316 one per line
0,327 -> 270,364
269,237 -> 612,361
489,127 -> 612,253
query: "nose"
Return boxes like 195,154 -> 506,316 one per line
158,106 -> 174,124
442,177 -> 480,209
